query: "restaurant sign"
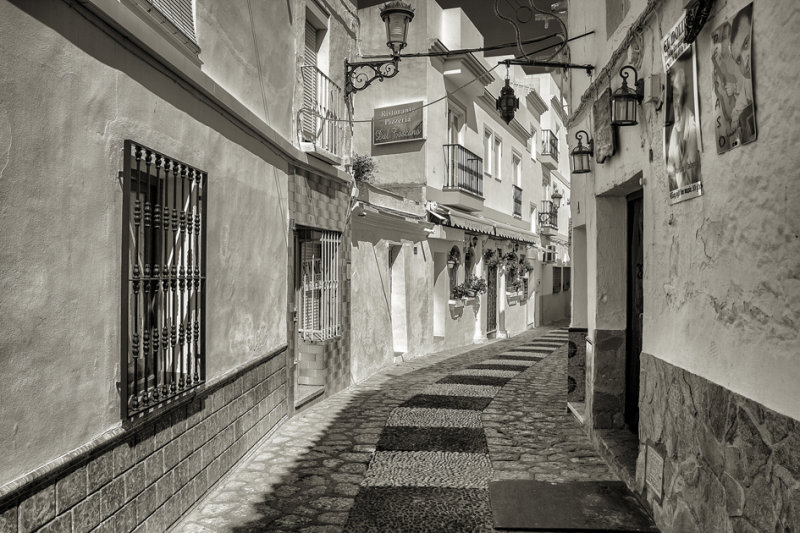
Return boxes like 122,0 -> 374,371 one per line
372,101 -> 424,145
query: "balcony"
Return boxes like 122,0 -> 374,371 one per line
538,200 -> 558,235
439,144 -> 484,212
299,65 -> 347,164
540,129 -> 559,170
512,185 -> 522,217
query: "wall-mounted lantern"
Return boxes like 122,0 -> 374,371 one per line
344,2 -> 414,96
570,130 -> 594,174
551,189 -> 563,207
611,66 -> 644,126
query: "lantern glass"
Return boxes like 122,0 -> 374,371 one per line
381,4 -> 414,56
612,91 -> 638,126
572,151 -> 591,174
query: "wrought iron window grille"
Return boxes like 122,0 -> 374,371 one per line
121,140 -> 207,420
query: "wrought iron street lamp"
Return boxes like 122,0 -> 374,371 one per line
496,77 -> 520,125
570,130 -> 594,174
344,2 -> 414,96
611,65 -> 644,126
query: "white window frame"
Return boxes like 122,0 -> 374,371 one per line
484,128 -> 494,178
512,151 -> 522,187
493,135 -> 503,180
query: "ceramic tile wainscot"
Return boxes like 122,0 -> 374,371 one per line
0,348 -> 288,533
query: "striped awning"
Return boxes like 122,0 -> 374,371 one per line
493,220 -> 538,244
445,209 -> 495,235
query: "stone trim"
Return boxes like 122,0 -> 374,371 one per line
636,353 -> 800,533
0,348 -> 289,532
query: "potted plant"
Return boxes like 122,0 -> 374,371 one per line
352,154 -> 376,183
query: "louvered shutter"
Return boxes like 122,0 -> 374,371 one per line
147,0 -> 197,43
302,22 -> 318,142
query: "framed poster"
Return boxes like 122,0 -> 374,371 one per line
592,88 -> 615,163
372,101 -> 424,145
663,13 -> 703,205
711,2 -> 756,154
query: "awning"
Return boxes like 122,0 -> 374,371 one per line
493,220 -> 539,244
436,207 -> 495,235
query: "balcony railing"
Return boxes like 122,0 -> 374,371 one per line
538,200 -> 558,229
443,144 -> 483,197
512,185 -> 522,217
541,129 -> 559,162
300,65 -> 347,158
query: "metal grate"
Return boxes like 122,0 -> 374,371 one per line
121,140 -> 206,420
538,200 -> 558,229
300,66 -> 347,158
443,144 -> 484,197
541,129 -> 559,161
147,0 -> 197,43
299,230 -> 341,342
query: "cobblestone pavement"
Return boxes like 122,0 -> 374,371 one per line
174,326 -> 618,532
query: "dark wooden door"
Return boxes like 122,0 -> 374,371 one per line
487,265 -> 498,334
626,191 -> 644,433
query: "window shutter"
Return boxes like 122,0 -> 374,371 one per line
302,22 -> 319,142
147,0 -> 197,43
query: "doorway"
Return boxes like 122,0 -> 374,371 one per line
487,264 -> 498,334
625,191 -> 643,433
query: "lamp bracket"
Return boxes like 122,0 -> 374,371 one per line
345,58 -> 400,96
504,58 -> 594,76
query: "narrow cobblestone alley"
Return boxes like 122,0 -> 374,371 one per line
173,325 -> 635,532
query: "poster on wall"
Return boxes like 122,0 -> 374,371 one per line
372,101 -> 424,145
592,88 -> 615,163
662,13 -> 703,205
711,2 -> 756,154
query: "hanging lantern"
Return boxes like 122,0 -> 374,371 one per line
570,130 -> 594,174
496,78 -> 519,125
380,1 -> 415,58
551,189 -> 563,206
611,66 -> 644,126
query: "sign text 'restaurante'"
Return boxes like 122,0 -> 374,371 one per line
372,101 -> 424,145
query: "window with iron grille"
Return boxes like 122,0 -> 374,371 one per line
298,229 -> 341,342
553,266 -> 562,293
121,141 -> 206,420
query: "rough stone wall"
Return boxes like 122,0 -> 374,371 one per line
0,352 -> 287,533
589,329 -> 626,429
287,169 -> 353,396
568,328 -> 587,403
637,353 -> 800,533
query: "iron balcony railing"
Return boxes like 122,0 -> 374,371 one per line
443,144 -> 484,197
539,200 -> 558,229
300,65 -> 347,158
541,129 -> 559,161
512,185 -> 523,217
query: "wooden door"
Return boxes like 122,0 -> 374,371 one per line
487,265 -> 498,334
625,191 -> 644,432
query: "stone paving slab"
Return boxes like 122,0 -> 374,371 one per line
173,325 -> 629,533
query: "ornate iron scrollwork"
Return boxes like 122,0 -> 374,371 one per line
684,0 -> 716,44
345,58 -> 400,96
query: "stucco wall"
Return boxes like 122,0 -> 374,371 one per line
350,229 -> 433,382
0,0 -> 288,487
569,0 -> 800,420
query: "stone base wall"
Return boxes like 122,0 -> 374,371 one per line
0,350 -> 288,533
589,329 -> 626,429
568,327 -> 587,402
637,353 -> 800,533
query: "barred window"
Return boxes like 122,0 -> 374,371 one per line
299,229 -> 341,342
563,267 -> 571,291
122,141 -> 206,420
448,246 -> 461,298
